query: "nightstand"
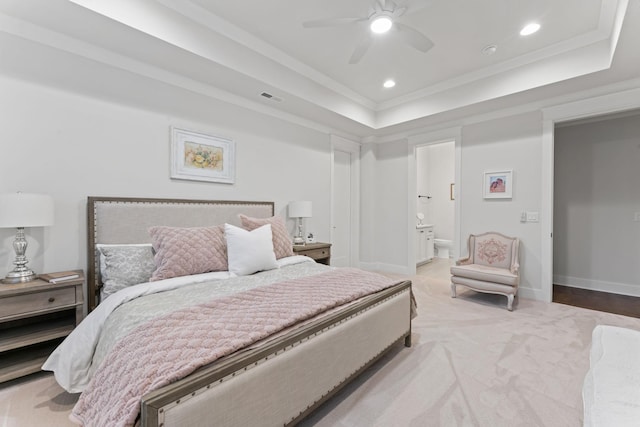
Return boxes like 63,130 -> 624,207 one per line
292,242 -> 331,265
0,270 -> 84,383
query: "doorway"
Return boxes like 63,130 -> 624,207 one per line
552,110 -> 640,311
540,88 -> 640,303
416,141 -> 455,266
331,135 -> 360,267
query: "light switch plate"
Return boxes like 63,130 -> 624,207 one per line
634,212 -> 640,222
526,211 -> 539,222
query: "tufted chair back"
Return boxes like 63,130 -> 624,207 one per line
466,232 -> 519,274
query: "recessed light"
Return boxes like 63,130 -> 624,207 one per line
383,79 -> 396,88
370,16 -> 393,34
482,44 -> 497,55
520,22 -> 540,36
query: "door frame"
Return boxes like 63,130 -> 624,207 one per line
407,127 -> 462,274
330,135 -> 361,267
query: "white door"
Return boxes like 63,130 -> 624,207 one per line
332,150 -> 351,267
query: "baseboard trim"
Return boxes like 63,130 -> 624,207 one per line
517,287 -> 545,301
553,275 -> 640,298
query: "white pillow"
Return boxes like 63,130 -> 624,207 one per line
224,223 -> 279,276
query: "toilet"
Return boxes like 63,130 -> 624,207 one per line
434,239 -> 453,259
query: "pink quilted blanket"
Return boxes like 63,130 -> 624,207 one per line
70,268 -> 401,427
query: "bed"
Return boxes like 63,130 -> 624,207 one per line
43,196 -> 413,427
583,325 -> 640,427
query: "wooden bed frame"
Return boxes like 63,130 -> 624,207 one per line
87,196 -> 412,426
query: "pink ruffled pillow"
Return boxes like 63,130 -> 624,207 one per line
149,225 -> 227,281
239,214 -> 294,259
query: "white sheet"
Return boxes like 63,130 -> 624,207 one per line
583,325 -> 640,427
42,256 -> 313,393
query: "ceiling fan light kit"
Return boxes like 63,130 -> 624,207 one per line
302,0 -> 434,64
370,15 -> 393,33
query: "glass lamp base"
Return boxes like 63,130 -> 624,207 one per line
2,269 -> 37,284
293,217 -> 306,245
3,227 -> 39,284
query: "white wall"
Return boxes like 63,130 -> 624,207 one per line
554,113 -> 640,296
359,143 -> 377,266
460,112 -> 544,298
359,139 -> 410,274
0,75 -> 332,278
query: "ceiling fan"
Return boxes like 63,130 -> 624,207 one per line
302,0 -> 434,64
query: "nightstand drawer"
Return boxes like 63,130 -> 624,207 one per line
0,287 -> 76,319
292,242 -> 331,265
304,248 -> 330,260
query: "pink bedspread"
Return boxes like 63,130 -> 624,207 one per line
70,268 -> 400,427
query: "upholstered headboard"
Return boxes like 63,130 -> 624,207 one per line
87,197 -> 274,311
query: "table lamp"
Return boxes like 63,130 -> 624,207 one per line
0,192 -> 54,284
288,201 -> 312,246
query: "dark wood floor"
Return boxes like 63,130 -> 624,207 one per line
553,285 -> 640,318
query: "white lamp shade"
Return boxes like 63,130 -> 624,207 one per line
288,201 -> 312,218
0,193 -> 54,228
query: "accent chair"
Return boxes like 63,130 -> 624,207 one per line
451,232 -> 520,311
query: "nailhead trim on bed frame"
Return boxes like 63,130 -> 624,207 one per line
155,288 -> 411,426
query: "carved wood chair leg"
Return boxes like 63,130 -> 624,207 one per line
451,283 -> 457,298
507,294 -> 514,311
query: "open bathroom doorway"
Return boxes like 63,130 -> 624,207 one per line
415,140 -> 456,267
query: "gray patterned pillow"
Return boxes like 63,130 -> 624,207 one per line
97,244 -> 156,299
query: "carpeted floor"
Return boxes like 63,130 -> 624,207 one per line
2,259 -> 640,426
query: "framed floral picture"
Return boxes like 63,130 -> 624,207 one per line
483,170 -> 512,199
170,127 -> 235,184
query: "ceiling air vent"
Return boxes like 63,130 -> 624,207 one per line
260,92 -> 282,102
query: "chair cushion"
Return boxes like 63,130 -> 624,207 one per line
472,234 -> 513,269
451,276 -> 517,295
451,263 -> 518,286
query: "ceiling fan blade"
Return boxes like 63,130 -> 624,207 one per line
376,0 -> 401,12
392,6 -> 408,18
394,22 -> 434,53
394,0 -> 432,15
349,35 -> 374,64
302,17 -> 365,28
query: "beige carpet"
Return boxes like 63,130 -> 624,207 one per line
2,259 -> 640,426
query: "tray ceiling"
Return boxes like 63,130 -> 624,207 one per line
0,0 -> 634,136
